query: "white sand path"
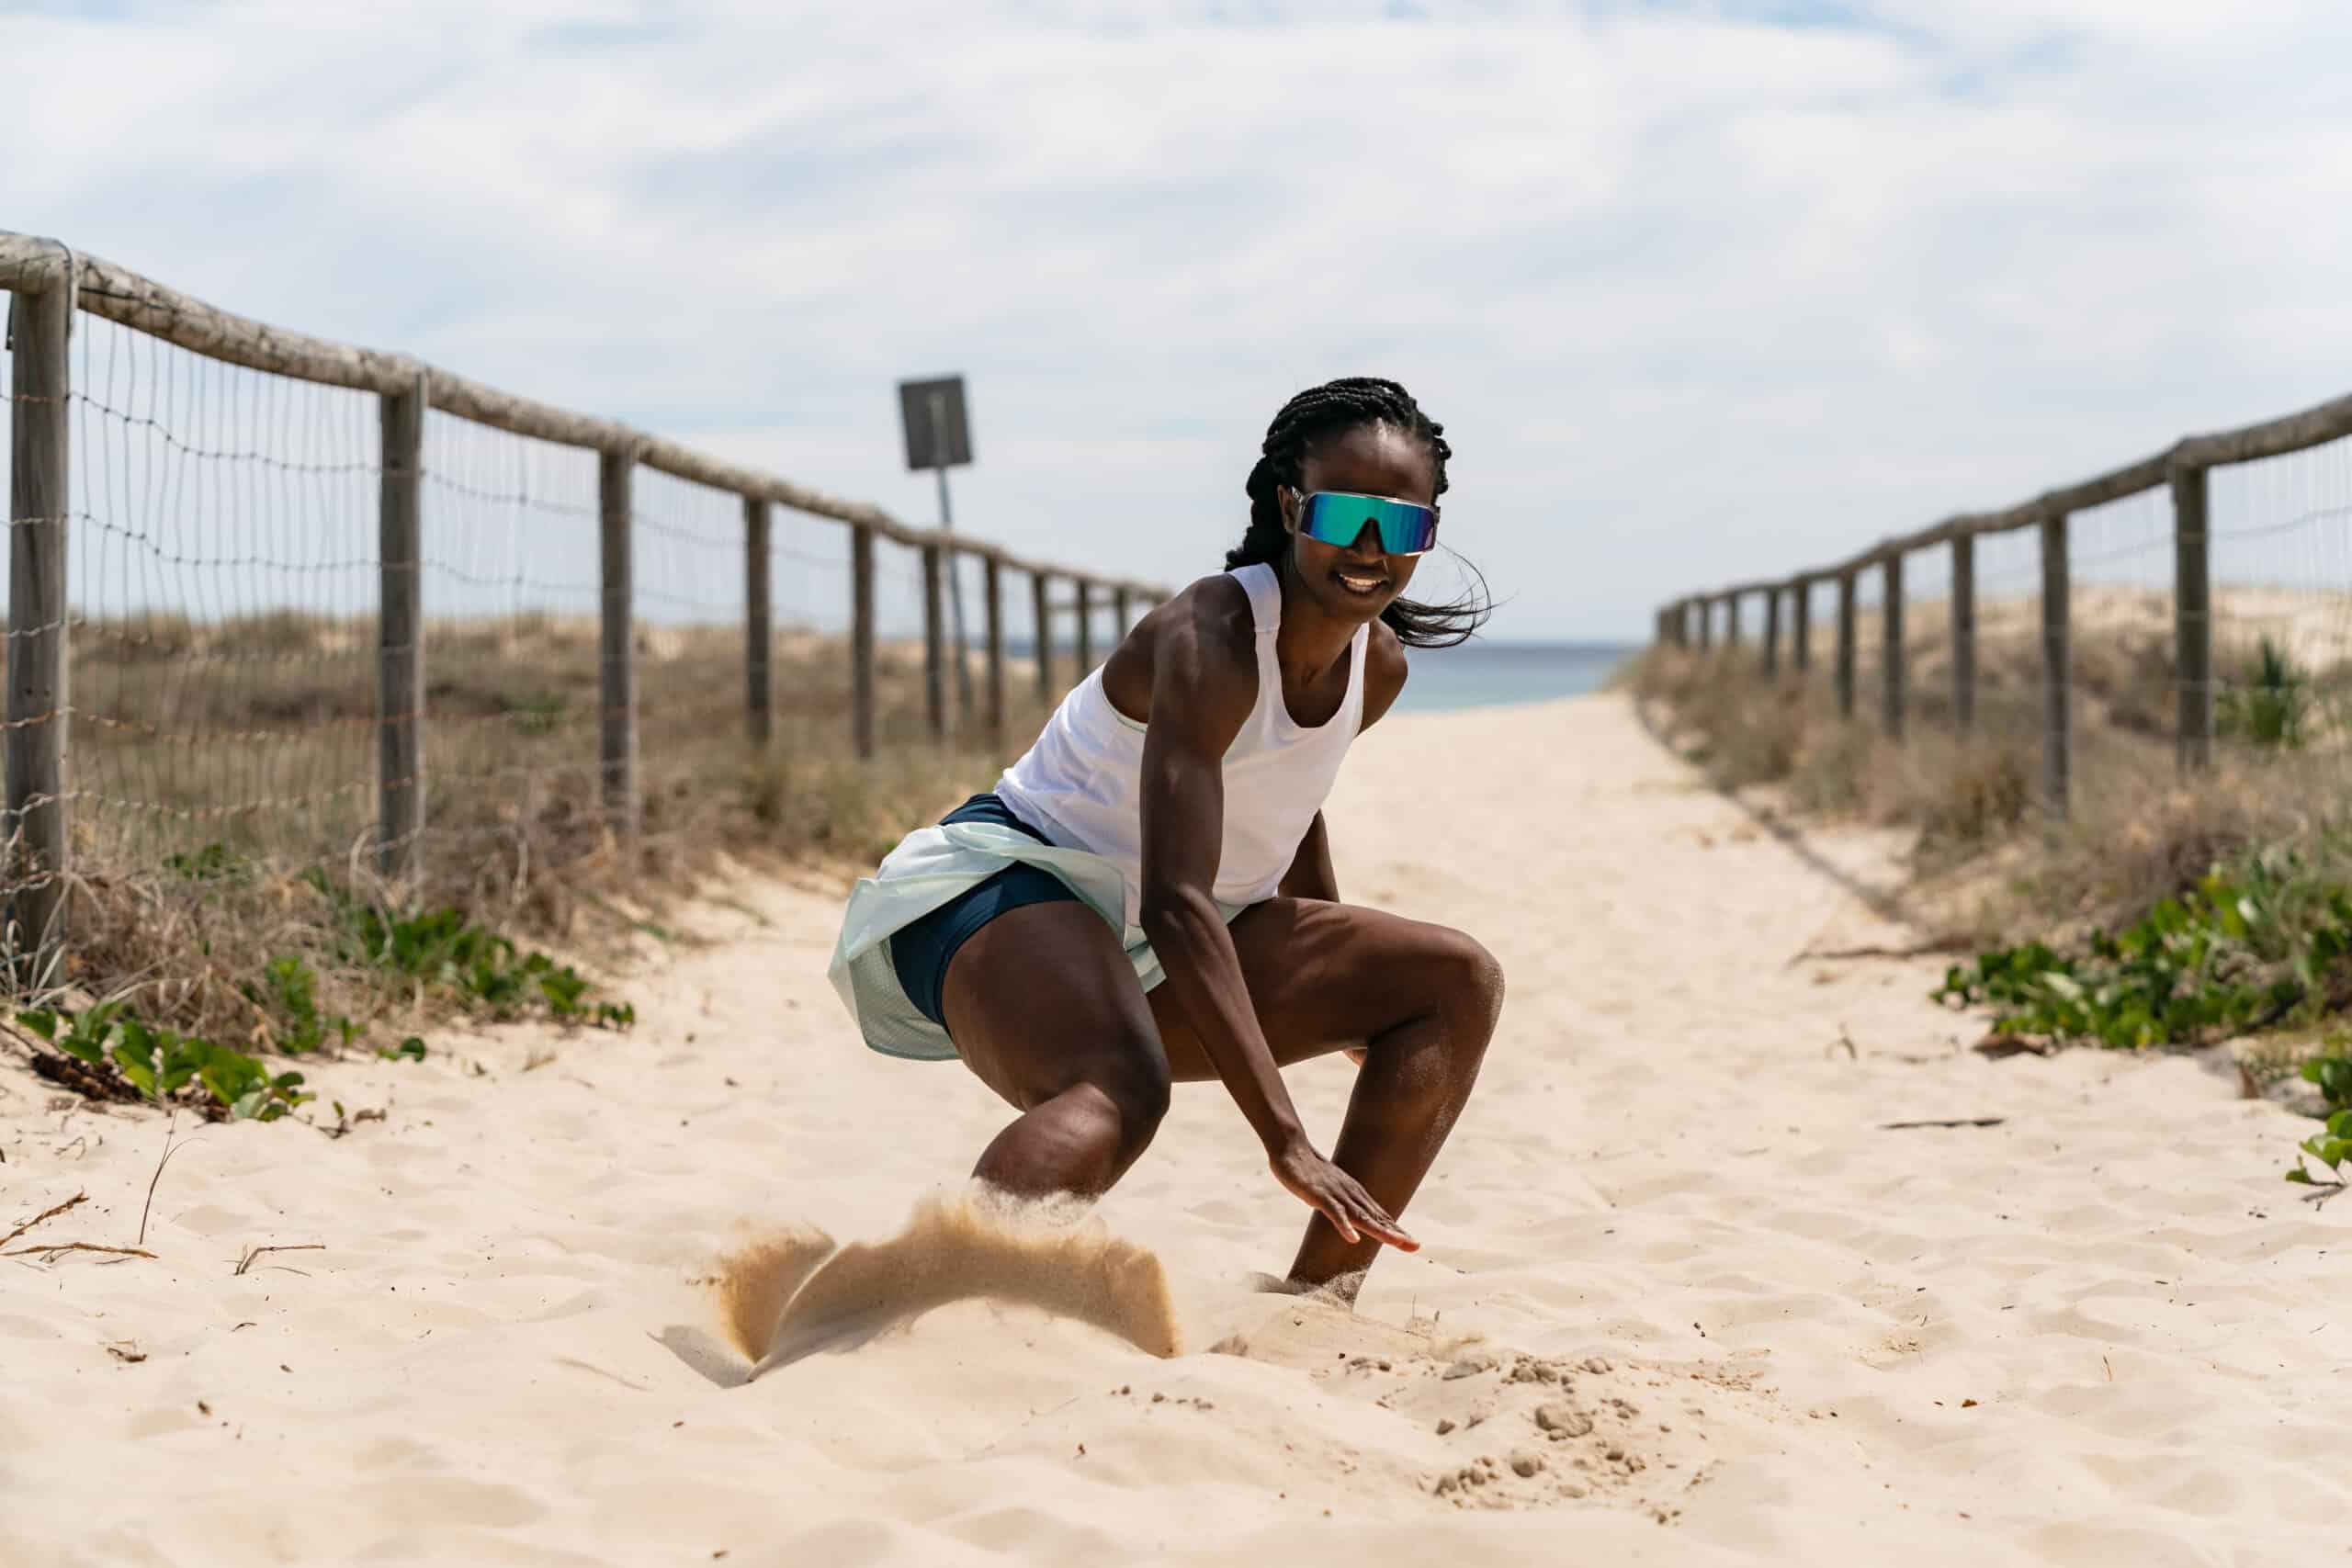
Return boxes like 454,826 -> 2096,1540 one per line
2,694 -> 2344,1566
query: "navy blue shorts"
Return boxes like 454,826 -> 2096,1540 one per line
888,794 -> 1082,1029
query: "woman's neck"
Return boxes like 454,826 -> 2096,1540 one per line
1271,555 -> 1362,684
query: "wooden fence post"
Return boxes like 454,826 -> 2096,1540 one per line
1883,552 -> 1906,739
6,280 -> 72,964
1792,579 -> 1812,674
1031,570 -> 1053,699
1697,597 -> 1713,653
1835,571 -> 1857,719
1725,592 -> 1742,647
2172,463 -> 2213,772
1951,530 -> 1976,738
376,373 -> 425,879
983,555 -> 1005,742
922,543 -> 948,741
1113,586 -> 1132,646
1075,581 -> 1095,671
598,445 -> 639,836
743,497 -> 773,747
851,524 -> 876,760
2041,512 -> 2072,818
1762,587 -> 1781,677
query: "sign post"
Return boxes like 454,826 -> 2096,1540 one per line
898,376 -> 975,723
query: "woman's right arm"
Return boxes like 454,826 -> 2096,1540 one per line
1132,587 -> 1413,1252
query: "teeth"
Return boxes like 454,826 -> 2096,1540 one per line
1339,574 -> 1384,592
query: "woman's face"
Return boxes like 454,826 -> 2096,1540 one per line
1280,421 -> 1436,626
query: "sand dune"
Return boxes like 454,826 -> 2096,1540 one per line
3,693 -> 2346,1565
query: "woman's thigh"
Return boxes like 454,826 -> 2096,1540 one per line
940,897 -> 1170,1111
1147,897 -> 1493,1083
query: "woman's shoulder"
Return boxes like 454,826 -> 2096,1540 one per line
1152,570 -> 1258,655
1102,570 -> 1259,718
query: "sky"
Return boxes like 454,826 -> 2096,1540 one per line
6,0 -> 2352,640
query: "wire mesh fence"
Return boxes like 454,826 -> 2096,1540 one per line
413,410 -> 605,906
1,243 -> 1168,979
2210,434 -> 2352,754
54,315 -> 385,877
1657,380 -> 2352,823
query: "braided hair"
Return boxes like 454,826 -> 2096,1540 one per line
1227,377 -> 1491,649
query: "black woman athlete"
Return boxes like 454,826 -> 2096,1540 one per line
830,377 -> 1503,1302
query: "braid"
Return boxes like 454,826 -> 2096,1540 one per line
1227,376 -> 1489,649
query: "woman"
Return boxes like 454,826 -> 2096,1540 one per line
831,377 -> 1504,1302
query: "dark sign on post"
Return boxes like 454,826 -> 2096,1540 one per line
898,377 -> 973,470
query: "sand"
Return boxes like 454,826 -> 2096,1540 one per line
3,693 -> 2346,1566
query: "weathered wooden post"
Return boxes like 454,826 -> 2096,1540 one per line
377,373 -> 425,878
922,543 -> 948,740
598,444 -> 639,836
1835,570 -> 1857,719
743,496 -> 772,746
1075,580 -> 1095,671
1951,530 -> 1976,738
2173,463 -> 2213,773
1762,586 -> 1781,677
1031,570 -> 1054,699
6,279 -> 72,962
851,524 -> 876,760
983,554 -> 1006,743
2041,512 -> 2072,817
1697,596 -> 1713,652
1792,578 -> 1812,675
1883,551 -> 1906,740
1114,586 -> 1133,647
1725,592 -> 1742,647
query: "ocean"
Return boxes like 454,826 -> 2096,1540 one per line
1392,641 -> 1639,713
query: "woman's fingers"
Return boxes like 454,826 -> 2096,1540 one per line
1317,1194 -> 1362,1245
1342,1182 -> 1417,1250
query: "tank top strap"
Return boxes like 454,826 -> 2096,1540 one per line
1346,620 -> 1371,702
1232,562 -> 1283,638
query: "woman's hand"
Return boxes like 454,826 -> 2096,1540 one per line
1268,1135 -> 1417,1251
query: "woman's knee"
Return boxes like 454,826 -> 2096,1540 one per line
1079,1033 -> 1172,1151
1431,928 -> 1506,1041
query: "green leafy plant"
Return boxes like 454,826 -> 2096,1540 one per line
2287,1051 -> 2351,1195
1935,854 -> 2352,1050
2221,637 -> 2311,750
301,871 -> 632,1029
243,953 -> 356,1055
380,1036 -> 427,1062
17,1006 -> 312,1122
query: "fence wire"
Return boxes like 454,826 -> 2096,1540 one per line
413,411 -> 603,903
30,315 -> 385,880
2209,434 -> 2352,751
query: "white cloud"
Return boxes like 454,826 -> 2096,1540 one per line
6,0 -> 2350,636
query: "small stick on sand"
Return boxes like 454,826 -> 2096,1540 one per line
1880,1118 -> 2007,1131
233,1244 -> 324,1277
3,1242 -> 157,1260
1,1191 -> 87,1250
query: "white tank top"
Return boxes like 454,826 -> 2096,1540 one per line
995,562 -> 1369,931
